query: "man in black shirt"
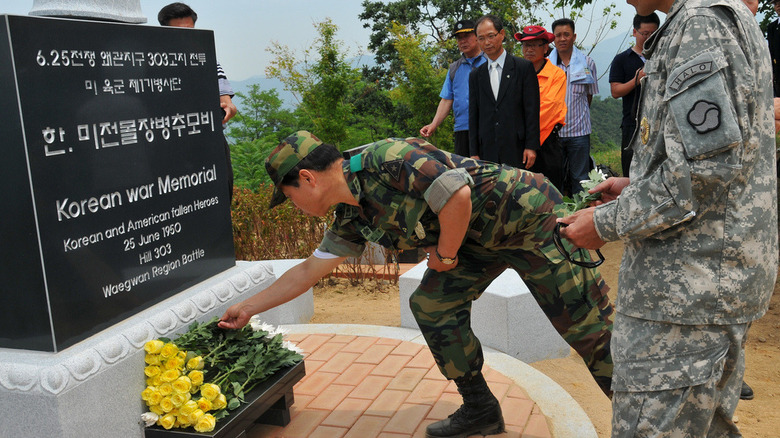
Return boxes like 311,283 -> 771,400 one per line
608,13 -> 660,177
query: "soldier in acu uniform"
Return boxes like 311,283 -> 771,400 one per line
219,131 -> 614,438
559,0 -> 778,436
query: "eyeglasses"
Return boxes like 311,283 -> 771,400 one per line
521,42 -> 547,49
637,31 -> 653,37
552,223 -> 605,268
477,33 -> 500,42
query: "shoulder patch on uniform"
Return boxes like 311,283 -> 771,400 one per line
382,159 -> 404,181
687,100 -> 720,134
669,61 -> 713,92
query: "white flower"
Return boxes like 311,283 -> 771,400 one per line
282,341 -> 304,354
248,317 -> 288,338
267,326 -> 288,338
141,412 -> 159,427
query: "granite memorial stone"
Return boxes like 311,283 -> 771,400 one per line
0,14 -> 235,352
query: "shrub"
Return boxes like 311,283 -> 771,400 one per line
230,185 -> 328,261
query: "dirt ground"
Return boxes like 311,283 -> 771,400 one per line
310,241 -> 780,437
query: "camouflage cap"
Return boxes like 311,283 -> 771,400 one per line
265,130 -> 323,209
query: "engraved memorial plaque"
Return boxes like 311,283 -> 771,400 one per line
0,15 -> 236,351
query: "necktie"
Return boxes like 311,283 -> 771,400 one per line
490,61 -> 500,99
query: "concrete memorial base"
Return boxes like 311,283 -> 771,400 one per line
0,260 -> 312,438
399,262 -> 570,363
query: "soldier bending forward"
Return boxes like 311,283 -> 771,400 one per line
219,132 -> 614,438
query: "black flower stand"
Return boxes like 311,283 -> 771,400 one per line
145,361 -> 306,438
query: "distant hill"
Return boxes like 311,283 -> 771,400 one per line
228,55 -> 376,110
586,31 -> 633,98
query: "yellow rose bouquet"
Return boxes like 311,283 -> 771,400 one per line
140,317 -> 303,433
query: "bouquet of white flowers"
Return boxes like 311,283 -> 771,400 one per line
561,168 -> 608,216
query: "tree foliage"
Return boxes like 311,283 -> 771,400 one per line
589,95 -> 622,151
389,22 -> 453,149
227,86 -> 296,144
359,0 -> 620,74
266,18 -> 359,146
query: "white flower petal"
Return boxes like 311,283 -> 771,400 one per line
282,341 -> 304,354
141,412 -> 159,427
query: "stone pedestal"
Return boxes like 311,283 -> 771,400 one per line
0,260 -> 313,438
399,262 -> 570,363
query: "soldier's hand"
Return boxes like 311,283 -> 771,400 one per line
589,177 -> 629,206
424,246 -> 458,272
556,208 -> 605,250
218,303 -> 253,330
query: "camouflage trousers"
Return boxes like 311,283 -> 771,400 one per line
611,313 -> 748,438
409,170 -> 614,395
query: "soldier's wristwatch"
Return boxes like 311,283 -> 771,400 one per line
435,249 -> 457,265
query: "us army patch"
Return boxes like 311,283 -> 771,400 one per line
382,159 -> 404,181
687,100 -> 720,134
669,61 -> 713,92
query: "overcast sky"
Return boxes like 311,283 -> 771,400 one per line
5,1 -> 650,82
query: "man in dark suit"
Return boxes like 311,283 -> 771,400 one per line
469,14 -> 540,169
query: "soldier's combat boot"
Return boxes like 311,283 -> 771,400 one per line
425,372 -> 505,438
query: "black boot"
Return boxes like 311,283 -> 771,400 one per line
740,381 -> 754,400
425,372 -> 505,438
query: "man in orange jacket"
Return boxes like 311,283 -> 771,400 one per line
515,25 -> 567,192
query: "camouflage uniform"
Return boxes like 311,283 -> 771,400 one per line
317,137 -> 614,394
591,0 -> 778,435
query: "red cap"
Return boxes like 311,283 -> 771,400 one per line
514,25 -> 554,43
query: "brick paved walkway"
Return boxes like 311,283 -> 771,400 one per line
247,332 -> 553,438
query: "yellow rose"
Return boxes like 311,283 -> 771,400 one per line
186,409 -> 205,425
200,383 -> 221,401
144,365 -> 161,378
141,386 -> 157,402
144,339 -> 164,354
163,357 -> 181,371
211,393 -> 227,410
147,389 -> 163,406
158,383 -> 173,397
171,392 -> 191,407
161,369 -> 180,383
187,356 -> 204,370
159,342 -> 179,359
174,417 -> 190,428
179,400 -> 198,417
144,354 -> 161,365
149,405 -> 164,416
147,374 -> 163,387
159,396 -> 175,413
188,370 -> 204,387
172,376 -> 192,394
194,413 -> 217,433
159,413 -> 176,430
197,397 -> 212,412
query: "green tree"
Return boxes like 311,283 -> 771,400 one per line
360,0 -> 533,76
266,18 -> 360,147
589,95 -> 622,151
360,0 -> 621,79
230,139 -> 276,190
227,86 -> 296,144
389,22 -> 453,149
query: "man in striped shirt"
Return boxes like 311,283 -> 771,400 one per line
159,2 -> 238,200
548,18 -> 599,195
